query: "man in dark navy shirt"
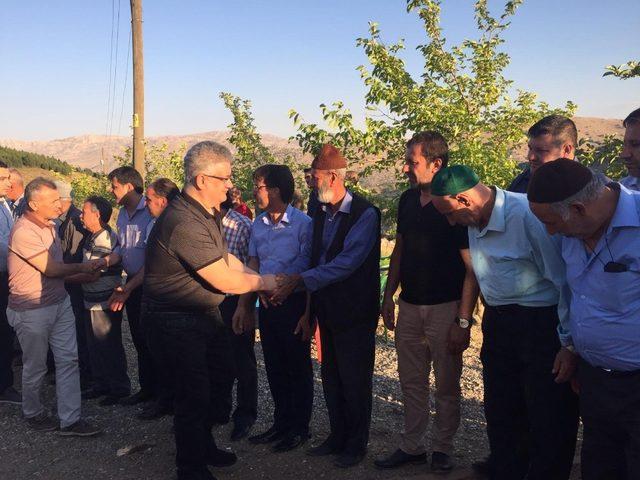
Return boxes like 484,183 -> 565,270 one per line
507,115 -> 577,193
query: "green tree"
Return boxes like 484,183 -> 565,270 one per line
114,143 -> 186,186
289,0 -> 575,190
220,92 -> 276,198
604,60 -> 640,80
220,92 -> 306,199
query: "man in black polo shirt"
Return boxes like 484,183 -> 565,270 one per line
374,132 -> 478,474
144,141 -> 277,480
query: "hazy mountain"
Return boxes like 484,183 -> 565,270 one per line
0,131 -> 305,172
0,117 -> 623,173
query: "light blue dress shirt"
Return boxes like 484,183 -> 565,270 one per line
248,204 -> 311,275
562,184 -> 640,371
0,199 -> 14,272
300,191 -> 379,293
619,175 -> 640,192
116,196 -> 153,276
469,188 -> 569,341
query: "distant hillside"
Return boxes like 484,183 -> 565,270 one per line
0,131 -> 306,172
0,145 -> 96,176
0,116 -> 623,173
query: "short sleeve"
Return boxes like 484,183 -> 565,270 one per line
9,227 -> 46,260
170,219 -> 224,271
453,225 -> 469,250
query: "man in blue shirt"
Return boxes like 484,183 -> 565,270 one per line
432,165 -> 578,480
107,166 -> 156,406
234,164 -> 313,453
0,161 -> 19,404
528,158 -> 640,480
507,115 -> 577,194
619,108 -> 640,192
272,144 -> 380,468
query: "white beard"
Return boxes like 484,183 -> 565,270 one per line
317,186 -> 334,204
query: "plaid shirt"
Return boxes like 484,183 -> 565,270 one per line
222,209 -> 252,265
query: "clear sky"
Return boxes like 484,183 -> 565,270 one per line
1,0 -> 638,141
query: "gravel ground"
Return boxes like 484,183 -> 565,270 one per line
0,318 -> 581,480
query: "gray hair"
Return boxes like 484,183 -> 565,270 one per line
25,177 -> 57,205
8,168 -> 23,185
53,180 -> 73,199
550,171 -> 607,220
184,141 -> 233,184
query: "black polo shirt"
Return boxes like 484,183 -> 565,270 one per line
397,188 -> 468,306
143,192 -> 228,311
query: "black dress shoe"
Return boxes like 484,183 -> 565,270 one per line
248,426 -> 286,445
119,390 -> 153,406
272,433 -> 310,453
431,451 -> 454,473
374,449 -> 427,469
230,421 -> 253,441
99,393 -> 128,406
306,438 -> 344,457
137,402 -> 172,420
207,448 -> 237,467
472,456 -> 494,476
334,451 -> 366,468
81,387 -> 108,400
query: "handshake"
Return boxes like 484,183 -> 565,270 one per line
79,257 -> 109,274
260,273 -> 302,307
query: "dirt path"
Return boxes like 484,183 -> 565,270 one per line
0,324 -> 580,479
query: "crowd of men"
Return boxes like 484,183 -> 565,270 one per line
0,107 -> 639,480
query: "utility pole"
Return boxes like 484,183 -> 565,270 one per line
131,0 -> 145,176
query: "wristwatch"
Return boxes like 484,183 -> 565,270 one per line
455,317 -> 475,329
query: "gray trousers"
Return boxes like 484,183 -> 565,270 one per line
7,296 -> 81,427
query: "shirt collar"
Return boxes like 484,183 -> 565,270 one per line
621,175 -> 640,187
609,183 -> 640,230
321,190 -> 353,215
261,204 -> 295,226
181,191 -> 216,219
475,187 -> 505,237
23,210 -> 55,229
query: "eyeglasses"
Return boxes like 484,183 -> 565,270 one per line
253,184 -> 268,191
201,173 -> 232,184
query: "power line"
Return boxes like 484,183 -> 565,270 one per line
104,0 -> 116,138
108,0 -> 122,139
117,27 -> 132,137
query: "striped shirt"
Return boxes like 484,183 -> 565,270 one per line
82,229 -> 123,310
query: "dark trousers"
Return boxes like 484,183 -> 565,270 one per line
318,318 -> 376,455
84,308 -> 130,396
259,292 -> 313,435
66,283 -> 91,385
219,295 -> 257,425
146,309 -> 175,411
126,285 -> 156,395
481,304 -> 579,480
579,359 -> 640,480
152,309 -> 234,476
0,272 -> 14,393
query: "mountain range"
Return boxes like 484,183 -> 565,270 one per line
0,116 -> 624,172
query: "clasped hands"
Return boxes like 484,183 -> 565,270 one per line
232,272 -> 311,341
259,273 -> 301,308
